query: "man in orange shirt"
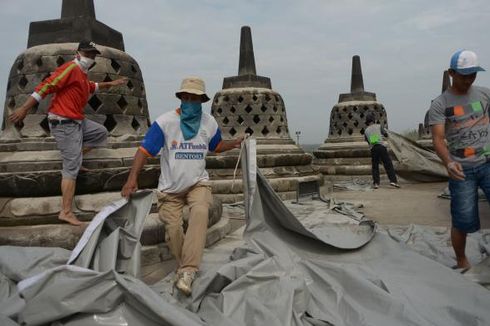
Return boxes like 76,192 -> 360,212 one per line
9,40 -> 127,226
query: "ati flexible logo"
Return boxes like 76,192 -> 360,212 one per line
171,140 -> 207,160
170,140 -> 207,151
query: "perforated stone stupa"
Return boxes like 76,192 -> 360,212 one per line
417,70 -> 450,150
207,26 -> 323,202
313,55 -> 389,180
0,1 -> 227,257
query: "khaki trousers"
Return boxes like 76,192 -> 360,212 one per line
156,183 -> 212,273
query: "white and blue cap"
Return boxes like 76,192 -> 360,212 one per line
450,50 -> 485,75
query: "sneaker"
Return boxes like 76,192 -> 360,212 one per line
390,182 -> 400,188
175,271 -> 196,296
373,183 -> 379,189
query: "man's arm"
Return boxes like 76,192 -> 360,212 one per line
431,124 -> 465,180
121,149 -> 148,198
8,96 -> 38,124
97,77 -> 128,90
215,136 -> 244,153
380,125 -> 388,137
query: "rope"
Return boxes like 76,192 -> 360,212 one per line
231,134 -> 250,193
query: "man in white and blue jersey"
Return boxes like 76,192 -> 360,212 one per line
121,77 -> 242,295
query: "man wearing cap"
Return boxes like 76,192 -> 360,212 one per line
428,50 -> 490,269
121,76 -> 243,296
9,40 -> 127,226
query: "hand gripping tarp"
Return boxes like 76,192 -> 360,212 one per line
387,131 -> 448,182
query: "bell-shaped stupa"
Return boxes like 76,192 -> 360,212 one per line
207,26 -> 323,202
313,55 -> 389,181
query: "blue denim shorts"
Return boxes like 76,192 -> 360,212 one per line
448,161 -> 490,233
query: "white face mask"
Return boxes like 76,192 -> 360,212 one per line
77,53 -> 95,71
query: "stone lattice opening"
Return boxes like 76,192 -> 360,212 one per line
253,115 -> 260,124
276,126 -> 282,134
348,128 -> 353,135
273,106 -> 278,112
40,117 -> 50,134
238,96 -> 244,103
17,60 -> 24,72
137,99 -> 143,108
131,65 -> 137,73
269,116 -> 274,123
229,127 -> 237,136
261,126 -> 269,136
110,59 -> 121,73
104,114 -> 117,132
56,56 -> 65,67
8,97 -> 16,109
224,95 -> 230,102
360,128 -> 365,135
131,117 -> 140,130
265,94 -> 271,102
18,76 -> 28,89
245,127 -> 254,135
260,105 -> 267,112
217,108 -> 223,114
252,94 -> 258,101
127,80 -> 134,90
117,96 -> 128,110
245,105 -> 252,113
103,74 -> 112,82
223,117 -> 229,125
237,116 -> 244,125
88,95 -> 102,111
230,106 -> 236,113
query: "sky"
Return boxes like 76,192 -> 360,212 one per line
1,0 -> 490,144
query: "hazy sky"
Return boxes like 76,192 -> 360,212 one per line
1,0 -> 490,144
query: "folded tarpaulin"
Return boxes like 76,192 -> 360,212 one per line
0,191 -> 205,326
387,130 -> 448,182
1,140 -> 490,326
180,138 -> 490,325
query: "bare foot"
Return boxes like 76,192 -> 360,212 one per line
456,257 -> 471,270
59,212 -> 83,226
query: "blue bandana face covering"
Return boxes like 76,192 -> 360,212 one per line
180,101 -> 202,140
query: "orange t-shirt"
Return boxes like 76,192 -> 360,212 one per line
33,60 -> 97,120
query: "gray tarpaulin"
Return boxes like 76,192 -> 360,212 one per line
387,131 -> 448,182
1,139 -> 490,325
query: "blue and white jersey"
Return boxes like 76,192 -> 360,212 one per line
140,109 -> 222,193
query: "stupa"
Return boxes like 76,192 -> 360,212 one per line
0,1 -> 227,260
208,26 -> 323,202
313,55 -> 389,181
417,70 -> 450,150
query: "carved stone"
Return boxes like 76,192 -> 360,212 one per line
417,70 -> 450,150
209,26 -> 323,199
0,1 -> 227,255
313,56 -> 390,180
